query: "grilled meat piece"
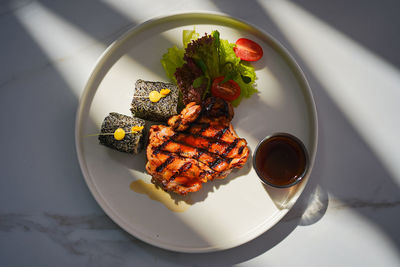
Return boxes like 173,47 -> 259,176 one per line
168,102 -> 201,131
146,97 -> 249,195
202,96 -> 234,121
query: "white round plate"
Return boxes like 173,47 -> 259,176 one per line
75,12 -> 317,253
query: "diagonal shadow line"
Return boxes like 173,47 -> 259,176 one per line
294,0 -> 400,69
0,15 -> 94,211
36,0 -> 140,43
1,0 -> 175,88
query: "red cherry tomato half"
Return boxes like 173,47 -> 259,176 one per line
234,38 -> 263,61
211,76 -> 241,102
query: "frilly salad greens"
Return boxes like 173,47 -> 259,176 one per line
161,29 -> 258,107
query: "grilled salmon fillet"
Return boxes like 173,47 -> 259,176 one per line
146,97 -> 249,195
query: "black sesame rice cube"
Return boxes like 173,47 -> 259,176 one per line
98,112 -> 146,154
130,79 -> 179,122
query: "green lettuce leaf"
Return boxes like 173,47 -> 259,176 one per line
160,45 -> 185,84
185,33 -> 220,80
183,29 -> 199,48
219,39 -> 240,66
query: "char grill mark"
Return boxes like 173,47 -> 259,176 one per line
171,132 -> 246,159
222,139 -> 239,157
209,158 -> 224,169
155,154 -> 174,172
188,121 -> 236,143
186,123 -> 209,135
238,145 -> 245,155
214,126 -> 229,140
198,122 -> 210,135
194,150 -> 204,160
153,150 -> 216,178
169,162 -> 192,182
152,133 -> 232,172
153,139 -> 171,155
190,123 -> 230,140
172,132 -> 230,149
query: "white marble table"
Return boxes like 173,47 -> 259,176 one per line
1,0 -> 399,266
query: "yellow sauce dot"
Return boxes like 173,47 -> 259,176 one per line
131,125 -> 144,133
114,128 -> 125,140
160,88 -> 171,97
149,91 -> 161,102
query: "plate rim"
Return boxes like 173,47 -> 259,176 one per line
75,11 -> 318,253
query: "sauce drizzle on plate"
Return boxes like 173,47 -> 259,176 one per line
130,179 -> 192,212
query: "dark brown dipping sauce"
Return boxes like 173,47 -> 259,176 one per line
255,135 -> 307,187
